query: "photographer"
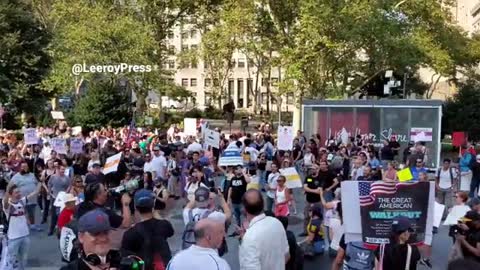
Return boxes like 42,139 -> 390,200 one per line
60,210 -> 123,270
456,211 -> 480,262
76,182 -> 132,229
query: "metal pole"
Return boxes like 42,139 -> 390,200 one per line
402,73 -> 407,98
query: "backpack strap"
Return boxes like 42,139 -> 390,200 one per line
405,244 -> 412,270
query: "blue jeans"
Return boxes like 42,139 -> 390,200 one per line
257,170 -> 267,190
7,236 -> 30,270
232,204 -> 242,226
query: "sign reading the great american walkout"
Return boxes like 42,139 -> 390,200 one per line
359,181 -> 430,244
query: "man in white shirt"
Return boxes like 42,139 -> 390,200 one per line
167,219 -> 231,270
266,164 -> 280,212
183,187 -> 231,226
436,158 -> 458,217
350,157 -> 364,180
238,189 -> 289,270
151,146 -> 167,180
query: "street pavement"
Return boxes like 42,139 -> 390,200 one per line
26,189 -> 451,270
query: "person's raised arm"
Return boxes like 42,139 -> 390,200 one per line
120,193 -> 132,228
218,192 -> 232,222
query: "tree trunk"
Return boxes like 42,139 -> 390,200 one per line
266,67 -> 272,115
254,70 -> 260,114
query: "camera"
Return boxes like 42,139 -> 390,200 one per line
449,224 -> 468,237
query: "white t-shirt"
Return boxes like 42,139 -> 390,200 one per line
151,155 -> 167,179
182,207 -> 227,226
438,168 -> 457,189
143,161 -> 155,174
4,197 -> 29,240
167,245 -> 231,270
187,142 -> 203,154
267,172 -> 280,199
185,181 -> 207,202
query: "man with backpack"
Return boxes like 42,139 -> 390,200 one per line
436,158 -> 458,219
182,187 -> 231,250
121,189 -> 174,270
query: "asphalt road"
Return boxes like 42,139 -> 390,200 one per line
25,189 -> 451,270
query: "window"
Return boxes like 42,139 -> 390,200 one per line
205,78 -> 212,87
205,92 -> 212,106
237,58 -> 246,68
168,60 -> 175,69
181,44 -> 188,51
247,79 -> 253,106
191,60 -> 197,69
168,45 -> 175,55
167,78 -> 174,84
181,31 -> 189,39
213,78 -> 219,86
190,78 -> 197,87
191,44 -> 198,51
181,79 -> 189,87
167,31 -> 174,39
237,79 -> 244,107
287,93 -> 294,105
190,29 -> 197,38
271,77 -> 279,86
261,78 -> 269,87
228,80 -> 234,98
229,59 -> 236,68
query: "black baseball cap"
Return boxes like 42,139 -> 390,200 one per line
392,217 -> 414,233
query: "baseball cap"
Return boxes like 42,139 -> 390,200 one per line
461,210 -> 480,223
195,187 -> 210,208
78,209 -> 112,234
63,193 -> 77,203
92,163 -> 101,168
134,189 -> 154,208
153,146 -> 160,151
468,197 -> 480,208
391,217 -> 414,233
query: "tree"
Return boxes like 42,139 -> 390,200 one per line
73,81 -> 130,129
0,0 -> 52,122
443,76 -> 480,141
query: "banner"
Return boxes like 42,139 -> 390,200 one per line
279,167 -> 302,189
70,138 -> 84,154
51,137 -> 67,154
218,150 -> 243,167
342,181 -> 433,245
277,126 -> 294,150
72,126 -> 82,136
184,118 -> 197,136
204,128 -> 220,149
103,152 -> 122,174
24,128 -> 38,145
410,127 -> 433,142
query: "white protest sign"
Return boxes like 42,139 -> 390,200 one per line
410,127 -> 433,142
433,202 -> 445,228
460,172 -> 472,191
184,118 -> 197,136
279,167 -> 302,189
70,138 -> 84,154
204,128 -> 220,149
51,111 -> 65,120
277,126 -> 294,150
51,137 -> 67,154
443,205 -> 471,225
103,152 -> 122,174
24,128 -> 38,145
72,126 -> 82,136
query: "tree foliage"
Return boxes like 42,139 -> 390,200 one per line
73,81 -> 130,129
0,0 -> 52,117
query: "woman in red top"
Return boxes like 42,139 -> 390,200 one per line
57,193 -> 77,236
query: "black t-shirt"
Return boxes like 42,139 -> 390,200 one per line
160,144 -> 172,157
229,175 -> 247,204
292,145 -> 302,161
462,231 -> 480,262
75,202 -> 123,228
375,243 -> 421,270
317,169 -> 336,189
121,218 -> 174,267
59,259 -> 92,270
85,173 -> 105,185
389,141 -> 401,155
304,174 -> 321,203
381,146 -> 394,161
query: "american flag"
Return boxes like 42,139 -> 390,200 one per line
126,117 -> 136,143
359,181 -> 398,206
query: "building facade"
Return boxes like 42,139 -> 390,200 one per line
162,23 -> 294,112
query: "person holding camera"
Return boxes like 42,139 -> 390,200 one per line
60,210 -> 124,270
121,189 -> 174,270
75,182 -> 132,229
456,211 -> 480,262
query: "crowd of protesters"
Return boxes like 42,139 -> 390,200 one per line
0,121 -> 479,270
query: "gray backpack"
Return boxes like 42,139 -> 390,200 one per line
343,241 -> 375,270
181,209 -> 212,249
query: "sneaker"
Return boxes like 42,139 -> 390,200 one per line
432,227 -> 438,234
419,258 -> 432,268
